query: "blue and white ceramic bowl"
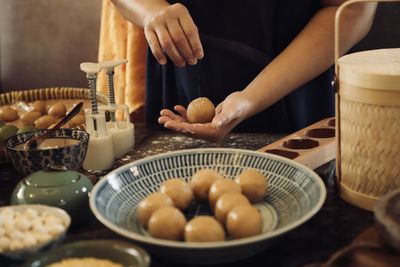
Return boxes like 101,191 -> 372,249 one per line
5,129 -> 89,176
90,148 -> 326,264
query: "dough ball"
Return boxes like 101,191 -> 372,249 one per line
226,205 -> 262,239
215,192 -> 251,225
31,100 -> 47,115
209,179 -> 241,210
185,216 -> 225,242
0,106 -> 18,122
160,179 -> 193,210
235,169 -> 268,203
21,111 -> 42,126
148,207 -> 186,241
48,103 -> 67,118
137,192 -> 173,228
68,114 -> 85,128
190,169 -> 223,202
186,97 -> 215,123
35,115 -> 57,129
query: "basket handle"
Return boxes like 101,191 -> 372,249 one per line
334,0 -> 400,186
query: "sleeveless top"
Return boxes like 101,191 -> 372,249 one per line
145,0 -> 334,133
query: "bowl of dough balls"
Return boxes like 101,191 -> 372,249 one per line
0,204 -> 71,260
90,148 -> 326,264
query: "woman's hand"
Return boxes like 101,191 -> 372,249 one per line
143,3 -> 204,67
158,91 -> 253,142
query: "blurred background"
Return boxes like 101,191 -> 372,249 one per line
0,1 -> 399,92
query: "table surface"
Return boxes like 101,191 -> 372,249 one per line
0,125 -> 374,267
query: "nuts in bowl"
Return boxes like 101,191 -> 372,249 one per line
0,205 -> 71,260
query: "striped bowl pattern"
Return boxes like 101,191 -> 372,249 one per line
90,148 -> 326,264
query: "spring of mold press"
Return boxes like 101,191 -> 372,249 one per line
107,71 -> 116,105
88,77 -> 99,115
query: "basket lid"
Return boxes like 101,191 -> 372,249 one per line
338,48 -> 400,91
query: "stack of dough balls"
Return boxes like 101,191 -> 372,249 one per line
136,168 -> 268,242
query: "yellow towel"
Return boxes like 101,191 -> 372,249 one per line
97,0 -> 146,122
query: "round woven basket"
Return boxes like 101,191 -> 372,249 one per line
0,87 -> 109,163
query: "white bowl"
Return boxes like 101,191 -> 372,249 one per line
0,204 -> 71,260
90,148 -> 326,264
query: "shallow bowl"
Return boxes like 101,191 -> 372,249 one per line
20,239 -> 150,267
90,148 -> 326,264
5,129 -> 89,175
0,205 -> 71,260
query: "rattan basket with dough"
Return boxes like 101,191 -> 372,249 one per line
0,87 -> 109,163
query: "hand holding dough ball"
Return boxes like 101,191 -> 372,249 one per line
21,111 -> 42,126
235,169 -> 268,203
148,207 -> 186,241
226,205 -> 262,239
185,216 -> 225,242
48,103 -> 67,118
160,179 -> 193,210
35,115 -> 57,129
215,192 -> 251,225
31,100 -> 47,115
209,179 -> 241,210
186,97 -> 215,123
190,169 -> 223,202
137,192 -> 173,228
0,106 -> 18,122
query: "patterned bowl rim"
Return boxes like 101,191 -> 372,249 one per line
5,129 -> 89,151
89,148 -> 327,249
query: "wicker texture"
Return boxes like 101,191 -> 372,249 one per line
0,87 -> 108,106
340,96 -> 400,198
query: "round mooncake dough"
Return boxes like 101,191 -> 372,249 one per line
215,192 -> 251,225
226,205 -> 263,239
21,111 -> 42,126
48,103 -> 67,118
185,216 -> 225,242
148,207 -> 186,241
186,97 -> 215,123
31,100 -> 47,115
190,169 -> 223,202
0,106 -> 18,122
35,115 -> 57,129
160,179 -> 193,210
68,114 -> 85,128
137,192 -> 174,228
235,169 -> 268,203
209,179 -> 241,210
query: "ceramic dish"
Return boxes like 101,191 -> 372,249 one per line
5,129 -> 89,176
90,148 -> 327,264
0,205 -> 71,260
20,240 -> 151,267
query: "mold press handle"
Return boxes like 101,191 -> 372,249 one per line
334,0 -> 400,184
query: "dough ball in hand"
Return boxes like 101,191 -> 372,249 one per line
160,178 -> 193,210
148,207 -> 186,241
235,169 -> 268,203
209,179 -> 241,210
137,192 -> 173,228
190,169 -> 223,202
226,205 -> 263,239
215,192 -> 251,225
185,216 -> 225,242
186,97 -> 215,123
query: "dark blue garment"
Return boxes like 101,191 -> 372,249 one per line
145,0 -> 334,133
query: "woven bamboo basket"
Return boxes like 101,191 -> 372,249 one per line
0,87 -> 109,163
335,0 -> 400,211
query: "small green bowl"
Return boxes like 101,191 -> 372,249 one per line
21,240 -> 150,267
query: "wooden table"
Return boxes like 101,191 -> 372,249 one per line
0,125 -> 373,267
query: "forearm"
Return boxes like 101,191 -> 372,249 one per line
111,0 -> 169,27
243,3 -> 377,117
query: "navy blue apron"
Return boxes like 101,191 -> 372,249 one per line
145,0 -> 334,133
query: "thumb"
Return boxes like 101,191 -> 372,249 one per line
212,103 -> 239,129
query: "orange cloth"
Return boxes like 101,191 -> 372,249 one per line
97,0 -> 147,122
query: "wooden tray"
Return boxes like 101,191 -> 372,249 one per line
258,117 -> 336,170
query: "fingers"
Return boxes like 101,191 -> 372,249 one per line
174,105 -> 188,121
155,26 -> 186,67
159,109 -> 185,122
178,15 -> 203,59
164,121 -> 195,134
144,30 -> 167,65
167,20 -> 197,65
